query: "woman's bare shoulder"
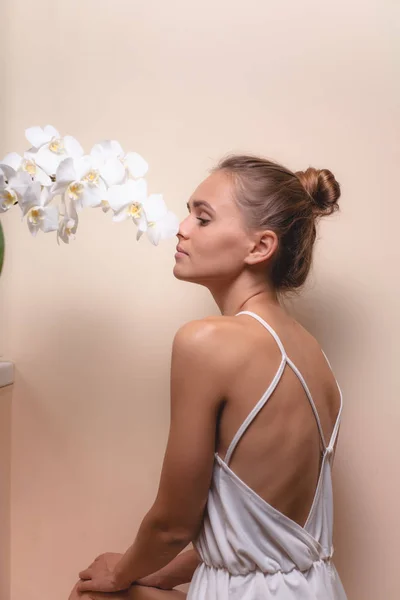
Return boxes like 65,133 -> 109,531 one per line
172,314 -> 261,373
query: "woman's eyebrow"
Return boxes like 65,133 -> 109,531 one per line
186,199 -> 216,213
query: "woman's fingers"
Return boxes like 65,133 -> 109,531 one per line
79,567 -> 92,579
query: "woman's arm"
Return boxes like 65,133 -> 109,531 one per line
136,548 -> 201,589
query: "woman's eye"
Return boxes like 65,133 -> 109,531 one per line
197,217 -> 210,226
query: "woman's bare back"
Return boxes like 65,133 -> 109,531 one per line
214,309 -> 342,528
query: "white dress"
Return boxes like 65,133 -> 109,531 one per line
187,311 -> 347,600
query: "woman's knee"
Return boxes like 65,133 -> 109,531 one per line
69,580 -> 186,600
126,585 -> 187,600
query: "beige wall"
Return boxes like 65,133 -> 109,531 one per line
0,386 -> 12,600
1,1 -> 399,599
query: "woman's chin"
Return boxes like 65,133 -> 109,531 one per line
173,264 -> 198,283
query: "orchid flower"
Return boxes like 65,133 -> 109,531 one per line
0,168 -> 33,213
52,156 -> 107,210
18,182 -> 58,236
57,198 -> 78,245
108,179 -> 148,227
25,125 -> 84,176
90,140 -> 148,180
136,195 -> 180,246
1,125 -> 180,245
0,152 -> 51,186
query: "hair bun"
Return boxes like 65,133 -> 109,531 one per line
295,167 -> 341,216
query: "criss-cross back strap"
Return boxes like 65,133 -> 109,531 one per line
224,310 -> 337,465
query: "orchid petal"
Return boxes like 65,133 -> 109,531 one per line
40,186 -> 53,207
56,157 -> 76,184
27,219 -> 40,236
107,182 -> 132,211
80,185 -> 102,208
24,147 -> 39,160
41,205 -> 59,232
129,177 -> 148,202
112,207 -> 130,222
35,167 -> 52,186
25,126 -> 53,148
2,153 -> 22,171
136,228 -> 145,241
99,157 -> 125,186
0,163 -> 17,180
89,142 -> 110,166
19,182 -> 41,211
35,146 -> 66,176
43,125 -> 60,139
137,213 -> 148,232
158,211 -> 180,241
146,224 -> 161,246
64,136 -> 84,158
142,194 -> 168,222
74,156 -> 94,181
10,172 -> 35,198
124,152 -> 148,178
110,140 -> 124,157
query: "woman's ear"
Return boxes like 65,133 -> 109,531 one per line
244,229 -> 278,266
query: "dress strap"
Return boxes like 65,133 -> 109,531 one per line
321,349 -> 344,452
235,311 -> 287,360
223,311 -> 287,465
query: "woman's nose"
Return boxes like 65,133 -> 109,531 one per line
177,215 -> 191,239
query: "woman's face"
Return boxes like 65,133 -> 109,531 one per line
173,170 -> 254,286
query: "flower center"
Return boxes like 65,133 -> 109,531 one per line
49,137 -> 65,154
67,182 -> 84,200
128,203 -> 142,219
101,200 -> 109,209
1,189 -> 18,209
27,207 -> 44,224
83,170 -> 100,185
22,159 -> 37,176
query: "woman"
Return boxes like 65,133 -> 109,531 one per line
71,155 -> 346,600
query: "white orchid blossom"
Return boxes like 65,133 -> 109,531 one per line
0,152 -> 51,186
18,182 -> 58,237
52,156 -> 107,210
57,198 -> 78,245
25,125 -> 84,176
136,195 -> 180,246
0,168 -> 32,213
108,178 -> 148,225
90,141 -> 148,181
88,141 -> 126,187
1,125 -> 179,246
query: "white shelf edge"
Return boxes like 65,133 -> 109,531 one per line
0,362 -> 14,388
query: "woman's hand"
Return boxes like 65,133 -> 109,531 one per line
75,552 -> 131,594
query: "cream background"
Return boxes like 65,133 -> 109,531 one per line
1,1 -> 399,599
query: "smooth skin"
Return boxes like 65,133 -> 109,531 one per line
70,170 -> 341,599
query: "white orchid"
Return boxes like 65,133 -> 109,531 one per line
52,156 -> 107,210
88,141 -> 126,187
108,178 -> 148,225
90,140 -> 148,181
25,125 -> 84,176
136,195 -> 180,246
0,168 -> 32,213
0,151 -> 51,186
1,125 -> 179,246
57,199 -> 78,245
18,182 -> 58,237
